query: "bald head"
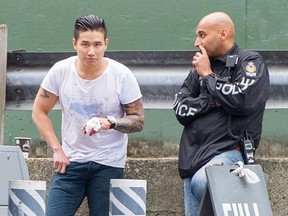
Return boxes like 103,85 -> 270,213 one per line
200,12 -> 235,40
194,12 -> 235,57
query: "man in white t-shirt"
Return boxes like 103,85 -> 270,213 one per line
32,14 -> 144,216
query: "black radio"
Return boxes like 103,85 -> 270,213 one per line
240,131 -> 255,164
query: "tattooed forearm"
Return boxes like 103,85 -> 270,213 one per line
114,98 -> 144,133
115,115 -> 144,133
40,89 -> 50,99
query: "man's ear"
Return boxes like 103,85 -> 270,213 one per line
72,38 -> 77,50
220,29 -> 228,40
105,38 -> 109,50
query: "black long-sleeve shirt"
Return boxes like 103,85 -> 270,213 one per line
173,44 -> 270,179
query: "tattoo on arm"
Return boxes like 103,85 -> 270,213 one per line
40,89 -> 50,99
114,98 -> 144,133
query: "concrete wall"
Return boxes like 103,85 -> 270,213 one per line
26,158 -> 288,216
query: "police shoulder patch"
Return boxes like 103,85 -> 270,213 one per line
245,61 -> 257,77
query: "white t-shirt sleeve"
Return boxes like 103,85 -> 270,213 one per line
41,62 -> 62,96
41,57 -> 74,96
119,70 -> 142,105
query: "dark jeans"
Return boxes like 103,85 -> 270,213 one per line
46,161 -> 124,216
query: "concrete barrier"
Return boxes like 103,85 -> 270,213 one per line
26,158 -> 288,216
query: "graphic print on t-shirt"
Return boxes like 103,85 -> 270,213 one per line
63,94 -> 107,121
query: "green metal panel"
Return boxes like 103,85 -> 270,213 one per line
4,110 -> 61,146
246,0 -> 288,50
261,108 -> 288,143
0,0 -> 247,51
128,109 -> 183,144
4,108 -> 288,147
2,1 -> 288,51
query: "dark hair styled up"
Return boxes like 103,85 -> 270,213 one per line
74,15 -> 107,40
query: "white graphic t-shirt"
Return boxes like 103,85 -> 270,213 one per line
41,56 -> 142,168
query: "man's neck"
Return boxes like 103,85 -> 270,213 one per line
76,58 -> 108,80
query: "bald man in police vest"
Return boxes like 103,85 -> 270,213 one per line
173,12 -> 270,216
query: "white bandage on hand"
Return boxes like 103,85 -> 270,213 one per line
85,117 -> 101,134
